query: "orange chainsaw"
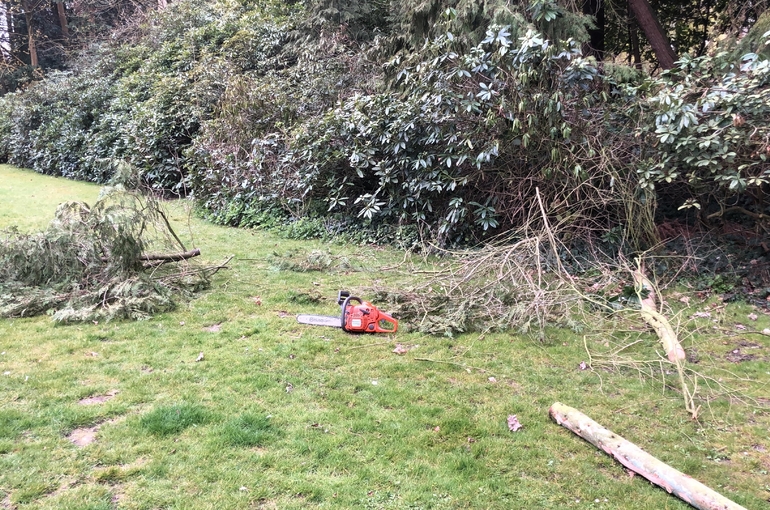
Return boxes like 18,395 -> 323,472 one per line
297,291 -> 398,334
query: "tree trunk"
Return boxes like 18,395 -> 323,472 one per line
582,0 -> 605,59
56,1 -> 68,39
627,0 -> 677,69
0,2 -> 9,63
549,402 -> 748,510
21,0 -> 37,67
628,19 -> 643,69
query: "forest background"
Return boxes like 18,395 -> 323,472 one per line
1,0 -> 770,284
2,3 -> 770,508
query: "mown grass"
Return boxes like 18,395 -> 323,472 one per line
1,165 -> 769,509
0,165 -> 101,232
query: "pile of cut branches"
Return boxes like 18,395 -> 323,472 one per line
0,188 -> 222,322
372,233 -> 590,338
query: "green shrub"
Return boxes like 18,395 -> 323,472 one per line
637,41 -> 770,224
278,21 -> 649,246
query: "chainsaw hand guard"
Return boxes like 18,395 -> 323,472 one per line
340,295 -> 398,334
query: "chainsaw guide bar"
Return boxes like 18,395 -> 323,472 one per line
296,314 -> 342,328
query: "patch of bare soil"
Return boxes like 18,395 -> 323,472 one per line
78,390 -> 118,405
68,426 -> 99,447
2,493 -> 16,509
725,341 -> 762,363
725,349 -> 755,363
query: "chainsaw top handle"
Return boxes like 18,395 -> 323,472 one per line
339,294 -> 398,334
339,294 -> 360,330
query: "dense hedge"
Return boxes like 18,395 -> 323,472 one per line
0,1 -> 296,192
1,0 -> 769,247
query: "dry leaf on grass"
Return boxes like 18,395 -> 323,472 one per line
392,344 -> 409,355
747,313 -> 757,321
204,324 -> 221,332
507,415 -> 522,432
195,352 -> 204,362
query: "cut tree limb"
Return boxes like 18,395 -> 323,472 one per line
633,266 -> 685,362
549,402 -> 748,510
102,248 -> 202,265
140,248 -> 200,262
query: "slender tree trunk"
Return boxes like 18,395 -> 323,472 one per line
21,0 -> 37,67
582,0 -> 605,59
627,0 -> 677,69
627,12 -> 643,70
56,1 -> 68,39
0,1 -> 9,62
696,0 -> 711,56
8,3 -> 24,62
6,4 -> 16,59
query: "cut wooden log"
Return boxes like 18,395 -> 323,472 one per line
549,402 -> 747,510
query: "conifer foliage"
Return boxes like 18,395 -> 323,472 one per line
0,187 -> 212,322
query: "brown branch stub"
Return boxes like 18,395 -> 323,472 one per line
549,402 -> 748,510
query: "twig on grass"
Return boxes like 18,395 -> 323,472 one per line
414,357 -> 491,375
341,341 -> 393,351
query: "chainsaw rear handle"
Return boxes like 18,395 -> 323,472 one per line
340,294 -> 398,334
371,309 -> 398,333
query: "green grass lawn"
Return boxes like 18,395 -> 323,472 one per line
0,165 -> 101,232
1,166 -> 769,509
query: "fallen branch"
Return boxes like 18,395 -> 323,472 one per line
705,205 -> 768,222
633,262 -> 685,363
549,402 -> 747,510
414,357 -> 490,374
140,248 -> 201,262
632,261 -> 698,417
341,341 -> 392,351
104,248 -> 202,266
